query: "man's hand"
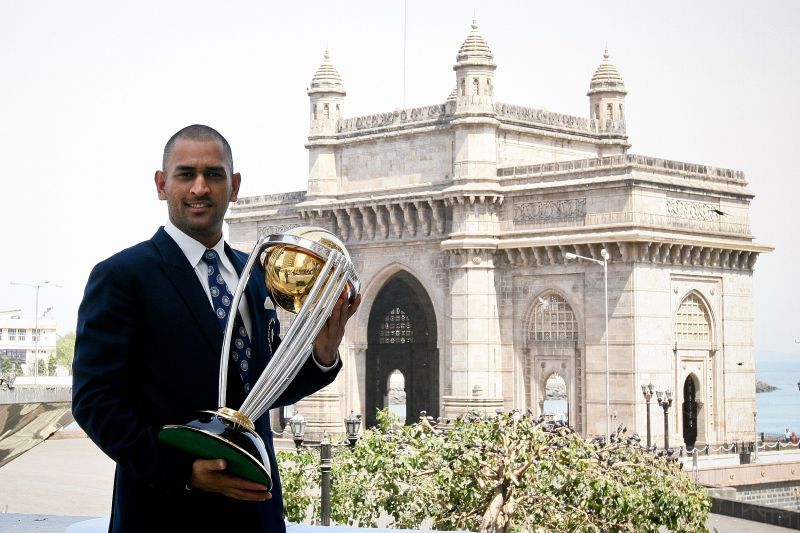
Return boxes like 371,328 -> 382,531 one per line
313,290 -> 362,366
189,459 -> 271,501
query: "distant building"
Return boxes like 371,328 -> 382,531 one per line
228,22 -> 772,447
0,309 -> 57,375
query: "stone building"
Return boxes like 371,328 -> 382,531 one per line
228,22 -> 772,447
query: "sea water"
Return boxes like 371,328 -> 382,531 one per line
756,351 -> 800,436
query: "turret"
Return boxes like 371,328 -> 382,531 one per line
452,19 -> 496,116
587,49 -> 627,133
308,49 -> 345,138
306,49 -> 344,198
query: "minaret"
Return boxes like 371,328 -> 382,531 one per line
587,49 -> 627,133
453,19 -> 497,116
450,20 -> 499,183
306,49 -> 345,198
308,48 -> 345,137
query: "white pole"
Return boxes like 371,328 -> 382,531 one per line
604,257 -> 610,441
34,285 -> 40,384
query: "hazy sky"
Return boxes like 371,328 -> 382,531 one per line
0,1 -> 797,355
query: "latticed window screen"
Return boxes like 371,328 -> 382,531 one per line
379,307 -> 414,344
529,294 -> 578,342
675,294 -> 711,343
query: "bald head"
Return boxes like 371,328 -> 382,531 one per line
162,124 -> 233,173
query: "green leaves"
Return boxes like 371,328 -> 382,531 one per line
279,410 -> 710,532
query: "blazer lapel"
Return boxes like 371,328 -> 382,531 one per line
152,228 -> 221,355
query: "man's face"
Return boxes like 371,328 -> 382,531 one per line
154,137 -> 241,247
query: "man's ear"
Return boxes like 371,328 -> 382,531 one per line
230,172 -> 242,203
155,170 -> 167,200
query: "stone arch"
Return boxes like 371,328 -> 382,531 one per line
364,269 -> 439,427
542,371 -> 569,424
385,368 -> 407,424
523,290 -> 584,433
681,373 -> 704,449
673,291 -> 715,446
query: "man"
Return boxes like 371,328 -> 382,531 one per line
72,124 -> 360,532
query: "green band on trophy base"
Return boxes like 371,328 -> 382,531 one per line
159,410 -> 271,488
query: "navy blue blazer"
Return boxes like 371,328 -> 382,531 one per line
72,227 -> 340,532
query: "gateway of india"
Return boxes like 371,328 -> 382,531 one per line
228,21 -> 772,448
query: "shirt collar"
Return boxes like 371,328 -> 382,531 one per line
163,220 -> 232,273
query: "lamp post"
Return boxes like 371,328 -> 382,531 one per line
656,388 -> 673,450
753,411 -> 758,462
565,248 -> 610,440
10,280 -> 60,384
344,410 -> 362,447
641,382 -> 655,449
289,411 -> 362,526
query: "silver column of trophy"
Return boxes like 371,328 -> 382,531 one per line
159,227 -> 360,489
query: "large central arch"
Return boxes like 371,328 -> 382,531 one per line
365,271 -> 438,427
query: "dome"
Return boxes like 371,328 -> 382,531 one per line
455,19 -> 495,67
587,49 -> 626,96
309,49 -> 345,95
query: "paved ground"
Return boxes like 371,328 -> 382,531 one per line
0,433 -> 795,532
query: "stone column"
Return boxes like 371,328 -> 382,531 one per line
442,248 -> 504,419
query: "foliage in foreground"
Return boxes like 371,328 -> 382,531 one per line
278,410 -> 710,532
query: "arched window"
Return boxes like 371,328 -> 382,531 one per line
460,78 -> 465,96
606,103 -> 613,121
675,293 -> 711,343
594,103 -> 600,120
486,78 -> 492,96
529,294 -> 578,342
379,307 -> 414,344
312,104 -> 317,120
323,103 -> 330,118
618,103 -> 624,120
472,78 -> 480,96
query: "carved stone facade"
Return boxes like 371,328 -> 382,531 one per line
228,22 -> 772,446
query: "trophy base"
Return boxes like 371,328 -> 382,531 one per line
158,408 -> 272,489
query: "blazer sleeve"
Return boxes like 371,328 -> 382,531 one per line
72,259 -> 193,492
266,320 -> 342,409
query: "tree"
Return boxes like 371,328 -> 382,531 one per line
47,354 -> 57,376
1,356 -> 11,373
55,332 -> 76,375
279,410 -> 710,532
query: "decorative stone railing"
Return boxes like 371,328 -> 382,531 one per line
337,103 -> 454,133
498,154 -> 747,185
494,102 -> 596,133
334,101 -> 627,136
234,191 -> 307,207
499,209 -> 750,236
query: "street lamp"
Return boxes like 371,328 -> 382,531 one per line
10,280 -> 60,384
344,411 -> 362,447
641,382 -> 655,448
565,248 -> 610,440
288,411 -> 362,526
289,412 -> 307,449
656,388 -> 673,450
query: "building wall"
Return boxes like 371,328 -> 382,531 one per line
338,131 -> 453,191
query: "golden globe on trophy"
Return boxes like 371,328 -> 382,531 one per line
158,227 -> 360,488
